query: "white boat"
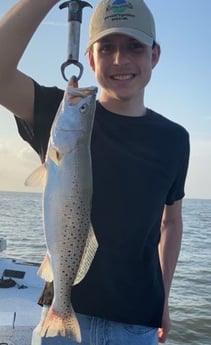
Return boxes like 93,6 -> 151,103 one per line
0,238 -> 44,345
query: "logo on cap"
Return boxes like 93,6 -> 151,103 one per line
107,0 -> 133,14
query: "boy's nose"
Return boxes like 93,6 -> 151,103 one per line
112,47 -> 130,65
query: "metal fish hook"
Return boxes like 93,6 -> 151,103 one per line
60,0 -> 92,81
61,60 -> 83,82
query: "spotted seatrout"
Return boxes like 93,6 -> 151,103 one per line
26,81 -> 98,342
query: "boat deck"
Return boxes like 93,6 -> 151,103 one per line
0,326 -> 34,345
0,257 -> 44,345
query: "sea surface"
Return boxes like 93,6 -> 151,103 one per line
0,191 -> 210,344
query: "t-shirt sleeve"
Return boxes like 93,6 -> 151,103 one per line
14,80 -> 64,163
165,129 -> 190,205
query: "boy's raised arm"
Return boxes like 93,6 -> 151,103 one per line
0,0 -> 59,123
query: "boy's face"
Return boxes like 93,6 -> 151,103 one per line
88,34 -> 160,102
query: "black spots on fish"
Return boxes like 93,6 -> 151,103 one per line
57,195 -> 92,283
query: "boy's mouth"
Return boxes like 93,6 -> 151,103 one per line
111,74 -> 136,81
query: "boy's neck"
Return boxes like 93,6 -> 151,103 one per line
99,93 -> 147,117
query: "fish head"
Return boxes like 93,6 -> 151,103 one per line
50,85 -> 98,156
65,85 -> 98,134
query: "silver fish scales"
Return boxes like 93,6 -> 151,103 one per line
26,81 -> 98,342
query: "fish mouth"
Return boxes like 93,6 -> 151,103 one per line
68,87 -> 98,103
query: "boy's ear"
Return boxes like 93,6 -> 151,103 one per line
88,50 -> 95,72
152,44 -> 161,69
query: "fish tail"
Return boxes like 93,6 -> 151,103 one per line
40,305 -> 81,343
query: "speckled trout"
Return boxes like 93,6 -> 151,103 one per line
26,81 -> 98,342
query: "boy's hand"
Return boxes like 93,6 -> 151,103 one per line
158,302 -> 171,343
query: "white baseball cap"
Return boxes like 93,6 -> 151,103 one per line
86,0 -> 156,51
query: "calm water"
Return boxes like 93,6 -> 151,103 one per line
0,191 -> 210,344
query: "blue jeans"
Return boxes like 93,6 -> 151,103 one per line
32,307 -> 158,345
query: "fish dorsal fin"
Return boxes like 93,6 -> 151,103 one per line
25,164 -> 47,187
73,224 -> 98,286
38,226 -> 98,285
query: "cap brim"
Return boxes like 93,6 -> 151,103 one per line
85,27 -> 154,54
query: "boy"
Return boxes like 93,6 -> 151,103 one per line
0,0 -> 189,344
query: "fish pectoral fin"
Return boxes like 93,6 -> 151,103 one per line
73,224 -> 98,286
38,252 -> 54,282
49,147 -> 64,165
25,164 -> 47,187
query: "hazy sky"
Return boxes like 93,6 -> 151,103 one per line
0,0 -> 211,198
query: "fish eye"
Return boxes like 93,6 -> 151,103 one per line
80,103 -> 89,114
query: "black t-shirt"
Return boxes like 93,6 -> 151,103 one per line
15,81 -> 190,328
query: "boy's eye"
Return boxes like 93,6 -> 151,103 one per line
96,39 -> 146,54
98,43 -> 114,53
128,41 -> 145,50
